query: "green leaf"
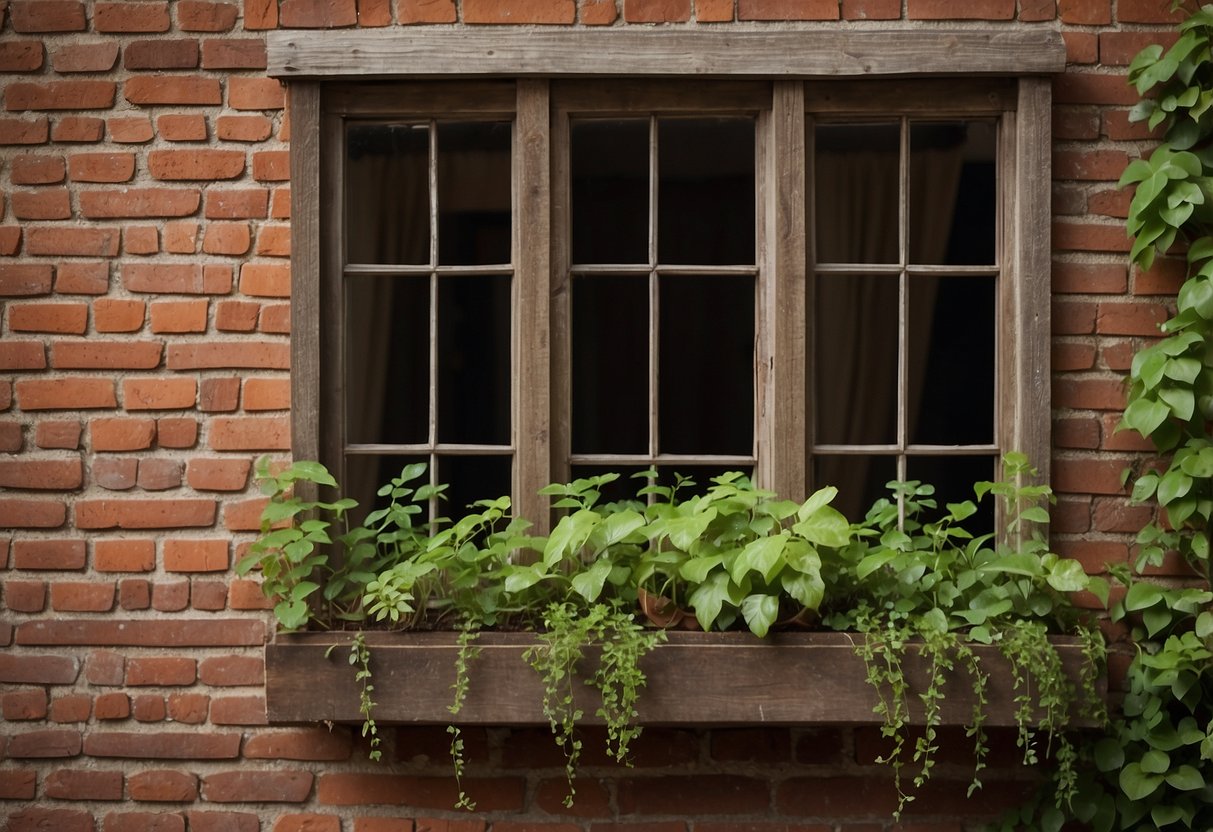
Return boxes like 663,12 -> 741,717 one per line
588,509 -> 645,552
1164,764 -> 1206,791
570,557 -> 614,602
288,460 -> 338,487
740,594 -> 779,638
680,553 -> 725,584
1141,749 -> 1171,774
1047,559 -> 1090,593
792,505 -> 851,548
1120,762 -> 1165,800
1095,738 -> 1125,771
1125,581 -> 1164,611
731,535 -> 789,584
1157,468 -> 1194,505
1122,399 -> 1171,437
1196,611 -> 1213,638
688,572 -> 734,632
1159,386 -> 1196,420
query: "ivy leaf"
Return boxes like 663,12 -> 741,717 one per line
1095,738 -> 1125,771
731,535 -> 788,584
1141,749 -> 1171,774
1121,398 -> 1172,437
1125,581 -> 1164,611
570,557 -> 614,603
1119,762 -> 1165,800
688,572 -> 734,632
792,505 -> 851,548
1046,559 -> 1090,593
1164,764 -> 1205,791
740,594 -> 779,638
1196,611 -> 1213,638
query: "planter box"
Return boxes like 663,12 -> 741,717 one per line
266,631 -> 1105,727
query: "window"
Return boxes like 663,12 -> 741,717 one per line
276,31 -> 1058,531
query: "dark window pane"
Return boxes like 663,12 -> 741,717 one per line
346,122 -> 430,265
908,276 -> 996,446
659,276 -> 754,456
658,118 -> 755,265
655,465 -> 754,498
571,119 -> 649,265
571,276 -> 649,455
813,454 -> 897,523
437,276 -> 511,445
437,121 -> 512,266
907,455 -> 996,534
910,120 -> 997,266
345,276 -> 430,445
438,455 -> 513,517
814,274 -> 898,445
814,122 -> 899,265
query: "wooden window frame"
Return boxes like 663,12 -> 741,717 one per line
276,30 -> 1059,528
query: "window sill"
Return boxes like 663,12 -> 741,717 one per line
265,631 -> 1104,727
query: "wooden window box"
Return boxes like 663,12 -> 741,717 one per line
266,631 -> 1103,727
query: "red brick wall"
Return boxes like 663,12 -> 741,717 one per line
0,0 -> 1182,829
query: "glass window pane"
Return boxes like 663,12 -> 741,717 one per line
814,122 -> 899,265
346,122 -> 430,266
813,454 -> 897,523
437,121 -> 512,266
908,276 -> 996,446
571,276 -> 649,455
571,119 -> 649,265
814,274 -> 898,445
438,455 -> 513,518
658,117 -> 755,266
907,455 -> 996,533
910,120 -> 997,266
659,275 -> 754,456
345,276 -> 430,445
437,276 -> 511,445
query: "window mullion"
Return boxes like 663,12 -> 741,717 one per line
513,79 -> 552,534
758,80 -> 806,502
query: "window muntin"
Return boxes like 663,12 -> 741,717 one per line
315,78 -> 1041,526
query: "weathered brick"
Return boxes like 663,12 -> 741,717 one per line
17,378 -> 117,410
0,458 -> 83,489
69,152 -> 136,183
52,115 -> 105,142
0,263 -> 53,295
94,538 -> 155,572
203,770 -> 315,803
149,299 -> 209,333
6,729 -> 82,758
49,694 -> 92,723
202,38 -> 267,69
149,149 -> 245,180
279,0 -> 357,26
11,153 -> 65,184
10,0 -> 86,32
228,77 -> 285,110
95,298 -> 146,332
164,539 -> 228,572
10,302 -> 88,334
109,114 -> 155,143
137,459 -> 185,490
215,300 -> 259,331
0,653 -> 79,684
243,378 -> 290,410
51,341 -> 163,370
0,115 -> 50,144
0,498 -> 67,528
5,581 -> 47,612
168,342 -> 289,370
179,0 -> 240,30
240,262 -> 289,296
80,187 -> 201,218
94,456 -> 139,490
157,417 -> 199,448
5,80 -> 116,111
208,415 -> 290,450
125,39 -> 201,70
26,226 -> 119,256
0,770 -> 38,800
125,76 -> 222,106
130,770 -> 200,802
189,810 -> 262,832
75,498 -> 217,529
52,41 -> 120,72
94,1 -> 171,31
204,222 -> 252,255
199,376 -> 241,410
0,341 -> 48,370
50,581 -> 116,612
216,114 -> 272,142
127,657 -> 196,686
17,618 -> 265,647
35,420 -> 81,449
245,728 -> 352,760
91,417 -> 156,451
126,225 -> 162,255
255,225 -> 290,256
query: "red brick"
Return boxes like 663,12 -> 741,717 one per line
192,581 -> 229,611
164,539 -> 228,572
10,302 -> 88,334
215,300 -> 259,331
357,0 -> 393,23
623,0 -> 691,19
1058,0 -> 1109,22
94,538 -> 155,572
11,153 -> 64,184
198,654 -> 264,685
7,728 -> 82,758
229,576 -> 275,606
118,579 -> 150,609
907,0 -> 1011,17
158,113 -> 208,142
157,417 -> 198,448
1096,301 -> 1167,336
1118,0 -> 1184,22
243,378 -> 290,410
270,187 -> 290,218
95,691 -> 131,719
0,115 -> 49,144
0,653 -> 79,683
85,728 -> 238,758
125,39 -> 201,70
0,42 -> 42,75
1020,0 -> 1054,19
1054,149 -> 1130,181
252,149 -> 289,181
217,114 -> 272,141
123,263 -> 208,294
68,151 -> 136,183
204,222 -> 252,255
95,298 -> 146,332
109,114 -> 154,143
1053,457 -> 1129,495
132,693 -> 167,721
318,774 -> 525,809
245,728 -> 352,760
127,657 -> 196,686
208,415 -> 290,450
149,299 -> 209,333
1054,73 -> 1136,106
75,498 -> 217,529
259,303 -> 291,333
164,222 -> 199,254
0,498 -> 66,528
240,262 -> 289,296
1089,188 -> 1131,219
91,417 -> 157,451
50,581 -> 116,611
153,580 -> 190,612
1134,258 -> 1186,296
94,1 -> 170,31
45,768 -> 123,799
1053,342 -> 1096,373
206,188 -> 269,218
244,0 -> 279,28
1054,376 -> 1125,410
199,770 -> 313,803
5,581 -> 47,612
17,378 -> 116,410
86,650 -> 126,685
180,0 -> 239,29
125,76 -> 222,106
52,115 -> 105,142
80,187 -> 200,218
198,376 -> 241,411
168,341 -> 289,370
255,225 -> 290,257
50,694 -> 91,723
12,188 -> 71,220
189,811 -> 261,832
26,226 -> 119,256
122,379 -> 197,413
275,815 -> 341,832
0,421 -> 24,452
126,226 -> 158,255
0,341 -> 47,370
51,341 -> 162,370
229,77 -> 285,110
0,457 -> 83,489
35,420 -> 81,449
202,38 -> 267,69
1053,106 -> 1099,140
186,458 -> 250,492
94,456 -> 139,489
397,0 -> 456,20
53,41 -> 120,72
0,770 -> 38,799
5,80 -> 115,111
130,770 -> 200,802
18,618 -> 264,647
10,0 -> 86,31
279,0 -> 357,25
149,149 -> 244,180
0,227 -> 21,255
0,263 -> 53,295
1053,221 -> 1132,254
4,689 -> 47,721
